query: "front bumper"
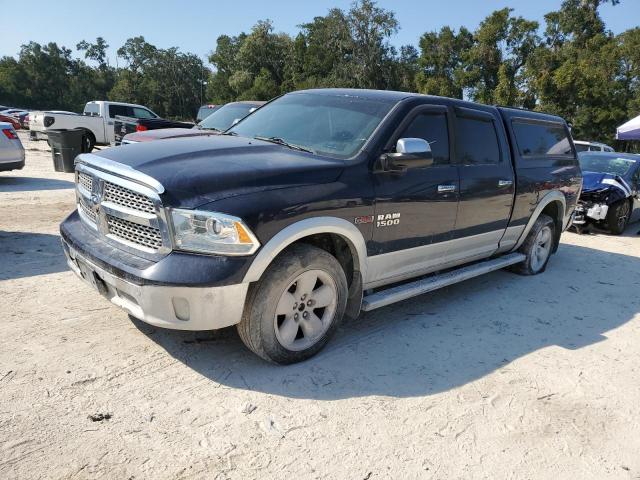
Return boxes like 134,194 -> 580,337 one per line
573,202 -> 608,225
63,240 -> 249,330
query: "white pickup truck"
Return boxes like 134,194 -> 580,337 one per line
30,101 -> 158,151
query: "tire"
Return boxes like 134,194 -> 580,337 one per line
237,244 -> 348,364
605,199 -> 631,235
511,214 -> 555,276
82,132 -> 95,153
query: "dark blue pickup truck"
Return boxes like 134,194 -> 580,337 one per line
60,89 -> 582,364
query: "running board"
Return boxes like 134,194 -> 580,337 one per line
361,253 -> 526,311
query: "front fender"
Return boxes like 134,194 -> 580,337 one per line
242,216 -> 369,284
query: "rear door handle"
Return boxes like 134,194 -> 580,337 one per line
498,180 -> 513,187
438,185 -> 456,193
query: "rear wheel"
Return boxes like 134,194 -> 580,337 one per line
606,199 -> 631,235
237,244 -> 348,364
82,132 -> 95,153
511,214 -> 555,276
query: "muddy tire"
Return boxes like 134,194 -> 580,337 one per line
606,199 -> 631,235
511,214 -> 555,276
237,244 -> 348,364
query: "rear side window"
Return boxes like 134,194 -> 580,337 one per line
132,107 -> 156,119
398,112 -> 450,165
574,143 -> 589,153
512,120 -> 572,156
455,115 -> 501,165
83,104 -> 100,116
109,104 -> 130,118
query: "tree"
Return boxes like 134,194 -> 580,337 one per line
415,26 -> 473,98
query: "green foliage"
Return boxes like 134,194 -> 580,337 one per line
0,0 -> 638,144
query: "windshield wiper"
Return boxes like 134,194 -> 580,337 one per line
253,136 -> 314,154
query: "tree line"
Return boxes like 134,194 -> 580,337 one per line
0,0 -> 638,146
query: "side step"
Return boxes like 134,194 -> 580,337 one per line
361,253 -> 526,311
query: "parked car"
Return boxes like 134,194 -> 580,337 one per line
573,140 -> 614,153
572,151 -> 640,234
0,114 -> 22,130
120,101 -> 265,144
196,104 -> 222,122
0,122 -> 25,171
30,101 -> 158,150
113,116 -> 194,146
0,108 -> 27,116
14,111 -> 30,128
60,88 -> 581,364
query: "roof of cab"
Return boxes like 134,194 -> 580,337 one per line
290,89 -> 567,123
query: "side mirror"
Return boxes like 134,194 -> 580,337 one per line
385,138 -> 434,170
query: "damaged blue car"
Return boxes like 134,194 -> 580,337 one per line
573,151 -> 640,234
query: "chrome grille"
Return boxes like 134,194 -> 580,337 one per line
74,159 -> 170,260
103,181 -> 155,214
106,215 -> 163,250
78,172 -> 93,192
78,196 -> 97,223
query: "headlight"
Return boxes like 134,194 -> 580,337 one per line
169,209 -> 260,255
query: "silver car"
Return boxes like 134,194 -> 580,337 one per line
0,122 -> 25,171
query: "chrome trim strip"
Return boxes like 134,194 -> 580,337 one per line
365,230 -> 505,289
496,225 -> 526,253
75,153 -> 165,194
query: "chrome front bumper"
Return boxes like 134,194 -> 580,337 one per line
64,244 -> 249,331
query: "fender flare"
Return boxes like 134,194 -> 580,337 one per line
513,191 -> 566,251
242,216 -> 369,284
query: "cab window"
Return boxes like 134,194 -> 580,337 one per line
397,112 -> 450,165
456,115 -> 501,165
109,104 -> 130,118
132,107 -> 156,119
512,120 -> 572,156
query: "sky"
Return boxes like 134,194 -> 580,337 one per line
1,0 -> 639,66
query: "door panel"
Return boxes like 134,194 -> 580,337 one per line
453,108 -> 514,258
370,104 -> 459,284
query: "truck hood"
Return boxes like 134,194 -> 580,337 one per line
92,135 -> 345,208
123,127 -> 217,143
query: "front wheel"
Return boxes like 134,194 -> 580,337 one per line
511,214 -> 555,276
237,244 -> 348,364
606,199 -> 631,235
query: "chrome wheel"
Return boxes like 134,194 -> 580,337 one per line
274,269 -> 338,351
531,226 -> 552,272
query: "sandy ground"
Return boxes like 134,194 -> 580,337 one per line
1,131 -> 640,480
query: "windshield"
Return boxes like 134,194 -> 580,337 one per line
579,154 -> 636,176
199,103 -> 257,131
227,93 -> 396,159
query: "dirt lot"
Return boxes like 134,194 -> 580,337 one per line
1,131 -> 640,480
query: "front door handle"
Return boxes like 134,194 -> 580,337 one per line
498,180 -> 513,187
438,184 -> 456,193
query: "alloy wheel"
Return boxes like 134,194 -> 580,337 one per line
274,269 -> 338,351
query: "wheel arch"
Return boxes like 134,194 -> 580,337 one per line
513,191 -> 566,253
243,217 -> 368,285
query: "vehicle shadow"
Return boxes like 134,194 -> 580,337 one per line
0,176 -> 74,192
0,231 -> 68,281
134,243 -> 640,400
